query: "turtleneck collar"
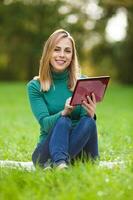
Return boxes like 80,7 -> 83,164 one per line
51,69 -> 69,81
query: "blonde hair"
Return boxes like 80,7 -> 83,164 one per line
35,29 -> 80,91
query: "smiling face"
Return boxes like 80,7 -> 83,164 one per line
50,37 -> 73,73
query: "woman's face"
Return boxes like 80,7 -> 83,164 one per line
50,37 -> 73,72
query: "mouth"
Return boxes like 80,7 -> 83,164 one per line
55,60 -> 66,65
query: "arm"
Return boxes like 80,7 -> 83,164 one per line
27,81 -> 61,133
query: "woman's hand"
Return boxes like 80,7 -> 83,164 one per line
82,93 -> 96,118
61,97 -> 75,116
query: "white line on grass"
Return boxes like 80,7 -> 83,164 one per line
0,160 -> 125,171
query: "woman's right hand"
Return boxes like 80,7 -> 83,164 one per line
61,97 -> 75,116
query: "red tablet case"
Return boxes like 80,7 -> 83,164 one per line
70,76 -> 110,106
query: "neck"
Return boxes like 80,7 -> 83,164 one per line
51,69 -> 69,80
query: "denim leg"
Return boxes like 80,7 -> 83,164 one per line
49,116 -> 72,165
32,116 -> 99,167
82,127 -> 99,159
69,116 -> 98,160
32,132 -> 52,167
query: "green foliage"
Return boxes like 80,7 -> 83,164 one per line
0,0 -> 89,81
0,1 -> 64,80
91,0 -> 133,83
114,7 -> 133,83
0,0 -> 133,84
0,163 -> 133,200
0,82 -> 133,199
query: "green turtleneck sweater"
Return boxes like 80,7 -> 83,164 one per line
27,70 -> 89,143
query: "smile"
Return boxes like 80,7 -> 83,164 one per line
55,60 -> 66,65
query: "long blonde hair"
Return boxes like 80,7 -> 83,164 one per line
35,29 -> 80,91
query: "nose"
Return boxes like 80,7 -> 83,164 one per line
59,50 -> 65,57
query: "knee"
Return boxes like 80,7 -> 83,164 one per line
81,116 -> 97,133
57,116 -> 72,129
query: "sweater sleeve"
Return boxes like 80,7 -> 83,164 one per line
27,80 -> 61,133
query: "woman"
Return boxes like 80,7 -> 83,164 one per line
27,29 -> 99,170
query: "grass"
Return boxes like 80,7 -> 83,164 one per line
0,81 -> 133,200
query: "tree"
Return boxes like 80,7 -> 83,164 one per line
90,0 -> 133,83
0,0 -> 90,80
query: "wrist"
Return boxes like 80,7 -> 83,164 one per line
61,110 -> 67,116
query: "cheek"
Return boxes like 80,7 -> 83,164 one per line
51,52 -> 56,59
67,54 -> 72,62
50,57 -> 54,65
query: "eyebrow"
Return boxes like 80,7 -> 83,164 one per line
55,46 -> 72,49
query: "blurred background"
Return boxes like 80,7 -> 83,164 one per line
0,0 -> 133,84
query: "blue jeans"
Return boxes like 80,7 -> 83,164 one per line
32,116 -> 99,167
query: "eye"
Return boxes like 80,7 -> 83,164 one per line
65,49 -> 72,53
54,48 -> 60,52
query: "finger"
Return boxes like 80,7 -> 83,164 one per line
82,102 -> 96,117
87,95 -> 93,104
92,93 -> 96,104
87,95 -> 96,108
82,105 -> 92,117
66,98 -> 71,104
66,101 -> 75,109
86,97 -> 95,109
82,104 -> 89,113
66,98 -> 76,109
66,105 -> 73,109
82,101 -> 94,112
67,97 -> 72,103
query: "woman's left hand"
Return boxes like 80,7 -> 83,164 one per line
82,93 -> 96,118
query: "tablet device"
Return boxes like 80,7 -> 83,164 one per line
70,76 -> 110,106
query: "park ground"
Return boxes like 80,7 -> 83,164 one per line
0,82 -> 133,200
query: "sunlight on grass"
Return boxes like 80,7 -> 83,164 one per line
0,82 -> 133,200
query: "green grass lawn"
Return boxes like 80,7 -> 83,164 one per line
0,82 -> 133,200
